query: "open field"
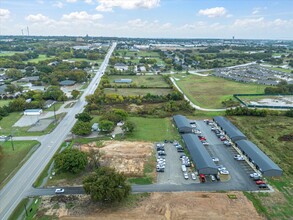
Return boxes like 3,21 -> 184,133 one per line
116,50 -> 160,57
229,116 -> 293,219
104,88 -> 173,96
0,51 -> 22,56
107,75 -> 170,87
26,54 -> 54,63
33,192 -> 263,219
176,75 -> 266,108
0,140 -> 39,185
126,117 -> 180,142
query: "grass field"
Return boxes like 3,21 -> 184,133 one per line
269,66 -> 292,73
176,75 -> 266,108
26,54 -> 54,63
0,140 -> 39,185
126,117 -> 180,142
0,51 -> 21,57
229,116 -> 293,219
104,88 -> 173,96
107,75 -> 170,87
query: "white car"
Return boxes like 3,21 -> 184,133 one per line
55,188 -> 65,194
220,170 -> 230,175
234,155 -> 244,161
212,157 -> 219,162
250,173 -> 261,178
210,175 -> 216,181
183,172 -> 189,179
191,172 -> 197,180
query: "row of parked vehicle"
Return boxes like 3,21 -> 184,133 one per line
156,143 -> 166,172
250,173 -> 269,190
207,121 -> 233,146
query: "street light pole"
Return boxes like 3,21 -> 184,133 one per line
9,135 -> 14,151
53,103 -> 57,123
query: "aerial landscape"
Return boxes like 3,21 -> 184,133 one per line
0,0 -> 293,219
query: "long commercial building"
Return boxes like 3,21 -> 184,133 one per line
173,115 -> 193,133
235,140 -> 282,176
182,133 -> 218,175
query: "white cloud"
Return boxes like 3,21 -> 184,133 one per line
66,0 -> 77,2
84,0 -> 93,4
25,13 -> 50,22
128,18 -> 148,27
0,8 -> 10,20
198,7 -> 228,18
96,0 -> 160,12
233,17 -> 265,27
53,2 -> 64,8
61,11 -> 103,22
252,7 -> 267,15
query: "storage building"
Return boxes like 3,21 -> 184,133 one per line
24,109 -> 43,116
235,140 -> 282,176
182,133 -> 218,175
173,115 -> 193,133
213,116 -> 247,142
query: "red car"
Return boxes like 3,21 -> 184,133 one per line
198,136 -> 206,141
256,180 -> 266,185
220,136 -> 227,141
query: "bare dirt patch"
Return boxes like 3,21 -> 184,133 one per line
38,192 -> 264,220
80,141 -> 154,177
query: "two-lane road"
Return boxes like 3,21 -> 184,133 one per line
0,43 -> 116,220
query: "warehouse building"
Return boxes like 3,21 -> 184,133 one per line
235,140 -> 282,176
24,109 -> 43,116
182,133 -> 218,175
213,116 -> 247,142
173,115 -> 193,133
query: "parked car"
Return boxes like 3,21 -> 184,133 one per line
223,141 -> 231,146
199,174 -> 206,183
250,173 -> 261,178
55,188 -> 65,194
219,169 -> 229,175
156,168 -> 164,172
234,155 -> 244,161
220,136 -> 227,141
198,136 -> 206,141
210,175 -> 216,181
183,172 -> 189,179
191,172 -> 197,180
256,180 -> 266,185
179,154 -> 186,159
253,176 -> 262,181
258,184 -> 269,190
215,174 -> 221,181
212,157 -> 219,162
158,151 -> 166,156
202,141 -> 209,146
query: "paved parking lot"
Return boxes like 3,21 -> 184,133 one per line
154,119 -> 261,191
156,142 -> 200,184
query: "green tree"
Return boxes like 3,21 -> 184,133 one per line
72,121 -> 92,135
44,86 -> 64,101
5,68 -> 23,79
75,112 -> 93,122
83,167 -> 131,202
122,121 -> 135,133
99,120 -> 114,132
54,148 -> 88,174
71,90 -> 80,99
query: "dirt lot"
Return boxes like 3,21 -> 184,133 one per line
37,192 -> 264,220
81,141 -> 154,177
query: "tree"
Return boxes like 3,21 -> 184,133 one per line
5,68 -> 23,80
122,121 -> 135,133
72,121 -> 92,135
71,90 -> 80,99
75,112 -> 93,122
83,167 -> 131,202
44,86 -> 64,100
54,148 -> 88,174
99,120 -> 114,132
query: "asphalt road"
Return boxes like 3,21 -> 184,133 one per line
0,43 -> 116,220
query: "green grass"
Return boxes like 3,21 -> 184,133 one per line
104,88 -> 173,96
0,51 -> 21,57
176,75 -> 266,108
0,99 -> 11,107
8,197 -> 42,220
45,102 -> 63,111
126,117 -> 180,142
107,75 -> 170,88
230,116 -> 293,219
26,55 -> 54,63
8,197 -> 30,220
0,140 -> 39,186
268,66 -> 292,73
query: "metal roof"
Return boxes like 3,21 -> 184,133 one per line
213,116 -> 247,142
173,115 -> 193,133
235,140 -> 282,176
182,133 -> 218,175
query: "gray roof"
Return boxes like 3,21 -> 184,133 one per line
59,80 -> 76,86
173,115 -> 193,133
213,116 -> 247,142
235,140 -> 282,176
182,134 -> 218,175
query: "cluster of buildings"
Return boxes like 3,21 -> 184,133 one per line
213,64 -> 293,85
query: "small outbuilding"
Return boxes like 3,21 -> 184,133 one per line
235,140 -> 282,176
213,116 -> 247,142
24,109 -> 43,116
173,115 -> 193,133
182,133 -> 218,175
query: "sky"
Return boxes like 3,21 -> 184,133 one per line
0,0 -> 293,39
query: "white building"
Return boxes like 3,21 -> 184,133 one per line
24,109 -> 43,116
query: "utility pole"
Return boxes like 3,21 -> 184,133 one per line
53,103 -> 57,123
9,135 -> 14,151
24,204 -> 28,217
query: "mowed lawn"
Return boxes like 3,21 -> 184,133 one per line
0,140 -> 39,185
107,75 -> 170,87
0,100 -> 11,107
176,75 -> 266,108
26,55 -> 54,63
126,117 -> 180,142
230,116 -> 293,219
104,88 -> 173,96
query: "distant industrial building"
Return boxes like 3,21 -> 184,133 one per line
24,109 -> 42,116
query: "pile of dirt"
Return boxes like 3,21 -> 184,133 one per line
44,192 -> 264,220
278,134 -> 293,142
80,141 -> 154,177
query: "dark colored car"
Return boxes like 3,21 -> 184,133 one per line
258,184 -> 269,189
